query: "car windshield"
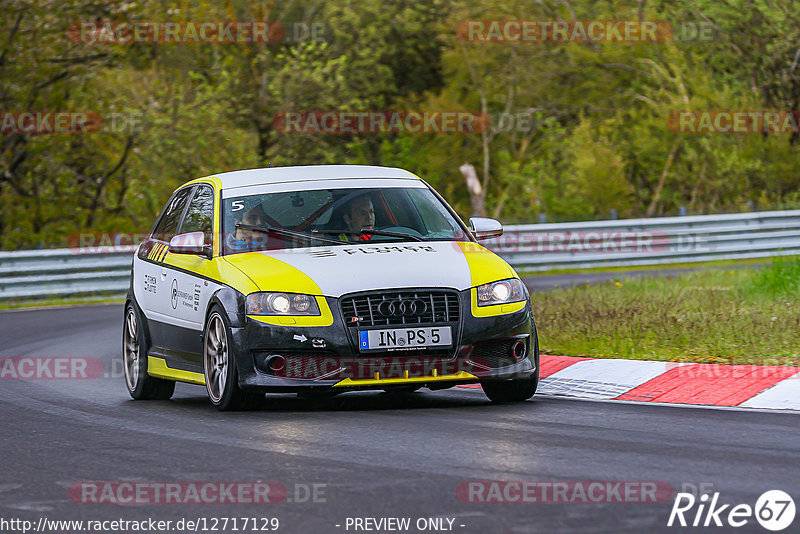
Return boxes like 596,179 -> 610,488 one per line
222,185 -> 470,255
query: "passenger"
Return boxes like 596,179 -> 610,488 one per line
231,202 -> 269,251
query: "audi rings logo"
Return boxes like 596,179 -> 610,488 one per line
376,298 -> 428,318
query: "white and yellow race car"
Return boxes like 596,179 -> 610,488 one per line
123,165 -> 538,409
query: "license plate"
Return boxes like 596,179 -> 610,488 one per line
358,326 -> 452,351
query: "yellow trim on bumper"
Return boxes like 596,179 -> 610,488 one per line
332,371 -> 477,388
147,356 -> 205,385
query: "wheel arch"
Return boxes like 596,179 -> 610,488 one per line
205,286 -> 247,329
125,291 -> 153,352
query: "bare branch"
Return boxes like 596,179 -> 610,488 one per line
0,9 -> 24,69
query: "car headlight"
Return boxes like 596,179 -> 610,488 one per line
476,278 -> 526,306
246,292 -> 321,315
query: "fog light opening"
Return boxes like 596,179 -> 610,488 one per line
511,339 -> 526,361
267,354 -> 285,373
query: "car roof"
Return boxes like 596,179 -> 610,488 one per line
200,165 -> 421,190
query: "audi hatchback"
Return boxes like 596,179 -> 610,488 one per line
123,165 -> 538,409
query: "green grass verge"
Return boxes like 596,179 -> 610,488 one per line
519,256 -> 769,277
535,258 -> 800,366
0,294 -> 125,311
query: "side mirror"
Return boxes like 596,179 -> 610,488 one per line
169,232 -> 211,258
469,217 -> 503,240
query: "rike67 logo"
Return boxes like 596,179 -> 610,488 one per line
668,490 -> 795,531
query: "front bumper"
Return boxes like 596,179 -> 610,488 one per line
230,291 -> 535,392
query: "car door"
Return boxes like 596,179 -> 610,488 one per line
159,184 -> 218,371
135,185 -> 195,354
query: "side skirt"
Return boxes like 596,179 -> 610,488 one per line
147,356 -> 205,386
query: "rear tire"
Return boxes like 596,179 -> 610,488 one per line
123,304 -> 175,400
203,307 -> 264,411
482,317 -> 540,403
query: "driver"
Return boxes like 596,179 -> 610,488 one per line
338,195 -> 375,242
231,202 -> 269,251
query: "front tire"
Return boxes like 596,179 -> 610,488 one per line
481,326 -> 540,403
123,304 -> 175,400
203,307 -> 263,411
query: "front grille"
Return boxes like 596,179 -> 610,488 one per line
469,338 -> 520,368
341,289 -> 460,327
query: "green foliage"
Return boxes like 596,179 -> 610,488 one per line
3,0 -> 800,248
549,118 -> 634,219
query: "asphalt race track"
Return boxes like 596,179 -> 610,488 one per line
1,304 -> 798,534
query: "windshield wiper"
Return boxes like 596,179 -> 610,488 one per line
235,223 -> 343,246
311,228 -> 424,242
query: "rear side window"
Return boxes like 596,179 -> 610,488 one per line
153,187 -> 193,242
180,185 -> 214,244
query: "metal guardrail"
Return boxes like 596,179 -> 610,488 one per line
484,209 -> 800,271
0,247 -> 134,300
1,210 -> 799,300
